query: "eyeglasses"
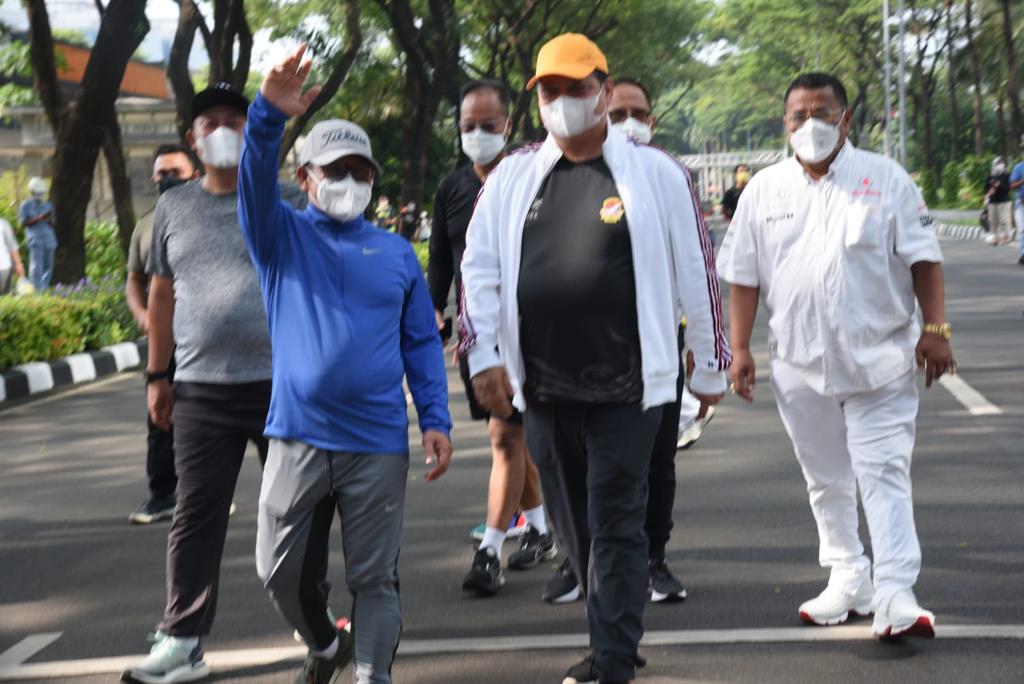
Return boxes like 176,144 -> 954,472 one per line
784,107 -> 846,127
608,108 -> 651,124
459,120 -> 508,135
309,163 -> 374,184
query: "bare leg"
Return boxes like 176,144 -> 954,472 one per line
485,419 -> 528,530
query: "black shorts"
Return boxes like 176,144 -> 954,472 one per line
458,353 -> 523,425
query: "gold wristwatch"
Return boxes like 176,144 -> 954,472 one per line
922,322 -> 952,340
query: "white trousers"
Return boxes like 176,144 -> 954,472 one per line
770,361 -> 922,611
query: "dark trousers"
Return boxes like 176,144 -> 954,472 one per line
161,380 -> 271,636
146,357 -> 177,500
646,328 -> 687,560
526,402 -> 664,682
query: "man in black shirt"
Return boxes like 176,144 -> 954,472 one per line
429,80 -> 554,597
462,34 -> 728,684
721,163 -> 750,222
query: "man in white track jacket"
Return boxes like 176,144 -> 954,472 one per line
459,33 -> 729,684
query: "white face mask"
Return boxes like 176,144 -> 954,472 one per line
993,164 -> 1007,175
196,127 -> 243,169
789,116 -> 843,164
461,126 -> 507,165
540,91 -> 606,139
612,117 -> 653,144
314,174 -> 373,223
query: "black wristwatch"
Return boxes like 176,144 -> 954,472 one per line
144,369 -> 171,384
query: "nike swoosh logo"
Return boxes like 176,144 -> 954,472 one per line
384,503 -> 399,513
363,247 -> 381,256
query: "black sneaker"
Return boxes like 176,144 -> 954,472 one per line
649,557 -> 687,603
129,496 -> 176,525
295,627 -> 353,684
507,526 -> 557,570
562,654 -> 599,683
542,557 -> 581,604
461,547 -> 505,595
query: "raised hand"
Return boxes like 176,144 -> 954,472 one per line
259,43 -> 323,118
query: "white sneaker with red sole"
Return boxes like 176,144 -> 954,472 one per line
872,589 -> 935,639
799,576 -> 874,626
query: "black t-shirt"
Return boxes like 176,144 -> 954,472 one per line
722,185 -> 743,219
986,173 -> 1011,203
517,156 -> 642,404
428,164 -> 482,312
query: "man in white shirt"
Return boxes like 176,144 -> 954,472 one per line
0,218 -> 25,295
718,72 -> 954,640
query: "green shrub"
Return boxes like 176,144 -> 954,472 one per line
956,155 -> 990,208
920,167 -> 939,207
84,220 -> 126,283
0,276 -> 135,370
940,162 -> 958,207
413,241 -> 429,272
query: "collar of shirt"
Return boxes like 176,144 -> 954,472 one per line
302,203 -> 371,234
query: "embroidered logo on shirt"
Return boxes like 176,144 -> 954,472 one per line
599,197 -> 625,223
362,247 -> 381,256
852,177 -> 881,197
526,197 -> 544,222
765,212 -> 794,224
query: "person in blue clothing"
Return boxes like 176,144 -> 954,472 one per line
240,46 -> 453,684
19,177 -> 57,291
1009,149 -> 1024,265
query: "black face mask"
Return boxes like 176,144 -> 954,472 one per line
157,175 -> 188,195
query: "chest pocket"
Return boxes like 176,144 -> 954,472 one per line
844,202 -> 887,250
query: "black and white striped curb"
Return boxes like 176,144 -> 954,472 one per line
0,339 -> 147,405
935,222 -> 985,241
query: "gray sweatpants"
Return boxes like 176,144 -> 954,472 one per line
256,439 -> 409,684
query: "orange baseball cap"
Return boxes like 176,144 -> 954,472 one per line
526,33 -> 609,90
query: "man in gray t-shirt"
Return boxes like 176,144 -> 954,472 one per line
125,144 -> 200,526
125,84 -> 316,684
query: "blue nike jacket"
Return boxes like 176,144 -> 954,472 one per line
238,93 -> 451,454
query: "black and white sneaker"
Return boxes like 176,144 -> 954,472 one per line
649,557 -> 687,603
562,654 -> 599,684
507,526 -> 557,570
129,496 -> 176,525
294,627 -> 354,684
542,558 -> 582,604
461,547 -> 505,595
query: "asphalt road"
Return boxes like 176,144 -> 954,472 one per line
1,236 -> 1022,683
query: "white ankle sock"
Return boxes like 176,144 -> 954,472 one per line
480,526 -> 507,556
522,505 -> 548,535
310,635 -> 338,659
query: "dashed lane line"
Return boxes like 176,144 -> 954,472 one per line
1,625 -> 1022,680
0,633 -> 62,668
939,374 -> 1003,416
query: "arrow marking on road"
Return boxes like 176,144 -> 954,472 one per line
1,625 -> 1023,680
938,374 -> 1003,416
0,632 -> 62,668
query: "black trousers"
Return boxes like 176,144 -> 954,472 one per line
646,325 -> 687,560
146,357 -> 177,500
526,402 -> 664,683
161,380 -> 271,636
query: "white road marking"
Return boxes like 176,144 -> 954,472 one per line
939,374 -> 1003,416
0,632 -> 62,667
2,625 -> 1023,680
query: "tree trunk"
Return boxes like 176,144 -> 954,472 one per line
944,0 -> 960,162
996,92 -> 1008,159
167,0 -> 204,144
279,0 -> 362,166
999,0 -> 1022,155
26,0 -> 148,284
399,65 -> 441,210
964,0 -> 986,156
101,114 -> 136,256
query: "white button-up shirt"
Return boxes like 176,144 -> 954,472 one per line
717,141 -> 943,395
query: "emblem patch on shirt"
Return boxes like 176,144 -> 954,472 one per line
599,197 -> 625,223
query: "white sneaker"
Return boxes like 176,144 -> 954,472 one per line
121,635 -> 208,683
872,589 -> 935,639
798,576 -> 874,626
677,405 -> 716,450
